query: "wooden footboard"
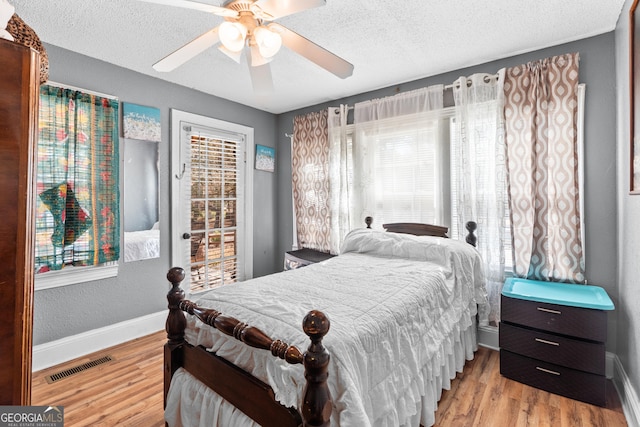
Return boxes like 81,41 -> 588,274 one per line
164,267 -> 331,427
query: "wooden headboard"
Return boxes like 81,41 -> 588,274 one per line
365,216 -> 478,246
383,222 -> 448,238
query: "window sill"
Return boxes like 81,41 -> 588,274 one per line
35,262 -> 118,291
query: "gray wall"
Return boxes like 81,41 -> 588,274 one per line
615,0 -> 640,415
277,33 -> 620,352
33,44 -> 279,345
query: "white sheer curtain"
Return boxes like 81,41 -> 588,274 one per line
351,86 -> 445,230
327,105 -> 352,254
451,71 -> 507,326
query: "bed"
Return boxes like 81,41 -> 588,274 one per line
163,221 -> 485,427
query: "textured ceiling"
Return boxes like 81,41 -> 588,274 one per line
10,0 -> 625,114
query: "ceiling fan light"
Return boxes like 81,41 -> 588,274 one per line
219,21 -> 247,52
253,26 -> 282,59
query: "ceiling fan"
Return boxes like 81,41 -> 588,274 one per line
138,0 -> 354,94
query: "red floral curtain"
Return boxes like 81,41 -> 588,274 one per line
503,53 -> 585,283
292,110 -> 331,252
35,85 -> 120,272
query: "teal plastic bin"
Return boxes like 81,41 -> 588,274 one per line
501,277 -> 614,310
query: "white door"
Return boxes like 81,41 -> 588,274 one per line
171,110 -> 254,294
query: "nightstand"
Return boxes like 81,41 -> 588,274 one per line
284,248 -> 335,270
499,278 -> 614,407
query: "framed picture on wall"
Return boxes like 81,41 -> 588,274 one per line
630,0 -> 640,193
122,102 -> 161,142
255,144 -> 275,172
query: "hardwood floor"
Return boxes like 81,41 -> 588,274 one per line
32,331 -> 166,427
32,332 -> 628,427
433,347 -> 628,427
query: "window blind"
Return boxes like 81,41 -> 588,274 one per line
187,131 -> 241,293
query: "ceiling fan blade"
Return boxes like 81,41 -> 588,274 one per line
249,44 -> 272,67
137,0 -> 238,17
253,0 -> 325,19
219,45 -> 243,64
153,27 -> 220,72
248,60 -> 274,95
269,23 -> 353,79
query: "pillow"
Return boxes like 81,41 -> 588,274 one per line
340,227 -> 476,268
39,182 -> 92,247
341,228 -> 487,310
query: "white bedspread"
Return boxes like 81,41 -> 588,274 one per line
166,229 -> 487,427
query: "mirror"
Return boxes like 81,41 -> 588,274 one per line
123,139 -> 160,261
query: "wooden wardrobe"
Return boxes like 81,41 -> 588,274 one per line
0,37 -> 40,405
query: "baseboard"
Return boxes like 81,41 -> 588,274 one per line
477,325 -> 499,351
32,310 -> 167,372
613,354 -> 640,427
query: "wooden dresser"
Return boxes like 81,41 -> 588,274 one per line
499,278 -> 614,407
0,38 -> 40,405
284,248 -> 335,270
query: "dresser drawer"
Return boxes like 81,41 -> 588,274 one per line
500,349 -> 605,406
499,322 -> 605,375
501,295 -> 607,342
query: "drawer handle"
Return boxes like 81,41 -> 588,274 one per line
537,307 -> 561,315
535,338 -> 559,346
536,366 -> 561,376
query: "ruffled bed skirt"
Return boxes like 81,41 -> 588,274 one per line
165,318 -> 478,427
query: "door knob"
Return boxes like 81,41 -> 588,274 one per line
182,233 -> 191,239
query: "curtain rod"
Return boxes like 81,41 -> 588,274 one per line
443,73 -> 499,90
46,80 -> 118,100
297,71 -> 501,123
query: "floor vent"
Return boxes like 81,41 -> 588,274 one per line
45,355 -> 115,384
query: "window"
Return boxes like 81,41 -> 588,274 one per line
35,85 -> 120,289
188,132 -> 242,292
349,87 -> 446,230
353,114 -> 448,226
318,112 -> 452,243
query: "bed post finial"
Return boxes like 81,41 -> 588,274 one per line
465,221 -> 478,247
365,216 -> 373,229
166,267 -> 186,347
301,310 -> 331,427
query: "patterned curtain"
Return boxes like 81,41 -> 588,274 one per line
503,53 -> 585,283
35,85 -> 120,272
292,110 -> 330,252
